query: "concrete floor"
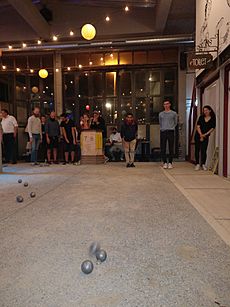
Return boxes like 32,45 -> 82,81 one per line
0,162 -> 230,307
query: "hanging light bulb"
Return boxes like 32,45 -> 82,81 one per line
37,40 -> 42,45
22,43 -> 27,48
16,68 -> 20,72
30,69 -> 34,73
8,45 -> 12,50
70,30 -> 74,36
125,5 -> 129,12
2,65 -> 6,70
52,35 -> 58,41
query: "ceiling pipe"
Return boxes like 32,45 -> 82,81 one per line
1,35 -> 194,53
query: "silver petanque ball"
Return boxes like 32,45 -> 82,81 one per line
81,260 -> 94,274
30,192 -> 36,198
89,242 -> 100,256
24,182 -> 29,187
18,179 -> 22,183
16,195 -> 24,203
96,249 -> 107,262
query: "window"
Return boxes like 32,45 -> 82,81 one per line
106,72 -> 116,96
119,52 -> 132,65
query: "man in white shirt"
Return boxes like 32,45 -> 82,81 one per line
27,107 -> 42,165
1,109 -> 18,164
109,127 -> 124,161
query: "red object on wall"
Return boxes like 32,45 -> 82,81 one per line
86,104 -> 90,111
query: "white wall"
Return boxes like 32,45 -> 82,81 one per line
196,0 -> 230,56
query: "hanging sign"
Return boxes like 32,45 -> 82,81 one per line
188,53 -> 213,69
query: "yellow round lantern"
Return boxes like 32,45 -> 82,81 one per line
32,86 -> 39,94
81,24 -> 96,40
38,69 -> 48,79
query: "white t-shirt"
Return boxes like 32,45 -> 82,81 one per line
110,132 -> 122,143
1,115 -> 18,133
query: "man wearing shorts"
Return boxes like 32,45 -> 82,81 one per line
45,111 -> 60,164
60,113 -> 76,164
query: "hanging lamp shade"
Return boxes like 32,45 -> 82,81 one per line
38,69 -> 48,79
31,86 -> 39,94
81,24 -> 96,40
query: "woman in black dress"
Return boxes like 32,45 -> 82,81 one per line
194,105 -> 216,171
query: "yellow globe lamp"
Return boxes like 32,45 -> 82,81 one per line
38,69 -> 48,79
81,24 -> 96,40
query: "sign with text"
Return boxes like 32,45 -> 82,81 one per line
188,53 -> 213,70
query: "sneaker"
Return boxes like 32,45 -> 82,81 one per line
126,163 -> 131,168
168,163 -> 173,169
202,164 -> 208,171
130,163 -> 135,167
163,163 -> 168,169
77,161 -> 81,165
104,157 -> 110,164
194,164 -> 200,171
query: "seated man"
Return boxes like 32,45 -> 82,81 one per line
109,127 -> 124,161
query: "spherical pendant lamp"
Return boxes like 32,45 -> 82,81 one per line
81,24 -> 96,40
38,69 -> 48,79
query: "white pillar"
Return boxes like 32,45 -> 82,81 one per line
53,52 -> 63,115
178,53 -> 187,160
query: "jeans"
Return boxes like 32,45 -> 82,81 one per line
160,130 -> 175,164
31,134 -> 41,163
123,139 -> 136,164
110,143 -> 124,160
3,133 -> 16,163
195,134 -> 209,165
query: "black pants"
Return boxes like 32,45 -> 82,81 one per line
3,133 -> 17,163
160,130 -> 175,163
195,135 -> 209,165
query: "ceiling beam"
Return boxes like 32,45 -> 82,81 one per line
154,0 -> 173,34
7,0 -> 50,39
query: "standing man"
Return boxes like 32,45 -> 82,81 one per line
159,100 -> 178,169
27,107 -> 42,165
1,109 -> 18,164
121,113 -> 138,168
45,111 -> 60,164
60,113 -> 76,164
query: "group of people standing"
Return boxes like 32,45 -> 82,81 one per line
0,100 -> 216,169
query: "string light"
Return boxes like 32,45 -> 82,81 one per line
52,35 -> 58,41
8,45 -> 12,50
110,53 -> 113,58
16,68 -> 20,72
89,61 -> 93,65
30,69 -> 34,73
78,64 -> 82,68
2,65 -> 6,70
37,40 -> 42,45
55,68 -> 59,72
125,5 -> 129,12
67,67 -> 71,71
22,43 -> 27,48
100,57 -> 103,61
105,16 -> 110,22
69,30 -> 74,36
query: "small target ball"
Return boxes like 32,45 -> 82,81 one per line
30,192 -> 36,198
16,195 -> 24,203
96,249 -> 107,262
24,182 -> 29,187
81,260 -> 94,274
89,242 -> 100,256
18,179 -> 22,183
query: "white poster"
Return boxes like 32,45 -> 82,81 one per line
196,0 -> 230,56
